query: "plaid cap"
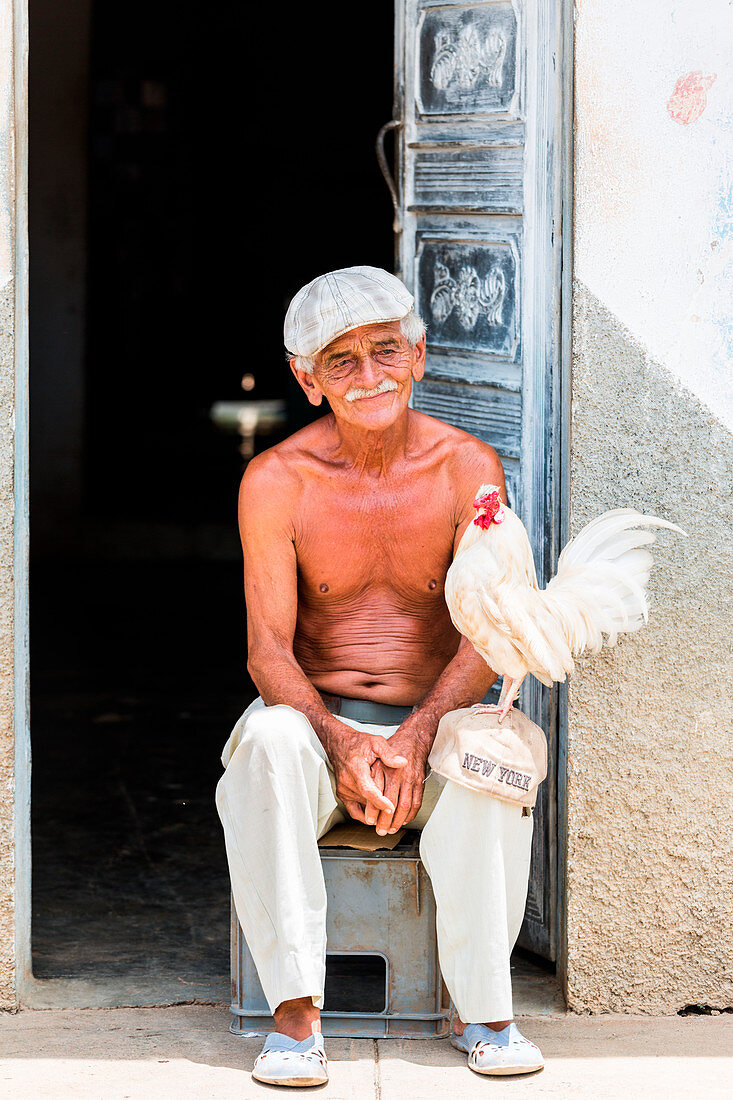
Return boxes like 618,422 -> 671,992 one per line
284,266 -> 414,358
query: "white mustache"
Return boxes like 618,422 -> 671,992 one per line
344,378 -> 399,403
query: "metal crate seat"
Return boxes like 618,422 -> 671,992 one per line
230,834 -> 450,1038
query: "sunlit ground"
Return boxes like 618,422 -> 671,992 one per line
1,1007 -> 731,1099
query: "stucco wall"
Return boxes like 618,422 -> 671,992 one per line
0,279 -> 16,1011
567,0 -> 733,1012
0,0 -> 19,1011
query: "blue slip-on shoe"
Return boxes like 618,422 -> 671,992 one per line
451,1022 -> 544,1075
251,1031 -> 328,1087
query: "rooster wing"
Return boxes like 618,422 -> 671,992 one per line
446,539 -> 572,685
446,502 -> 686,690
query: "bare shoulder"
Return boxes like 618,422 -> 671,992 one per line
245,415 -> 334,480
452,433 -> 505,498
238,418 -> 330,523
412,410 -> 505,499
239,445 -> 297,518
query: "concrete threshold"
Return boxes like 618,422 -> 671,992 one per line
19,973 -> 230,1012
19,970 -> 565,1017
1,1005 -> 730,1099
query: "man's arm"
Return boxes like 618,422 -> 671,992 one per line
373,441 -> 507,834
239,451 -> 406,822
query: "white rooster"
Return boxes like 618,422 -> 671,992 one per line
445,485 -> 686,721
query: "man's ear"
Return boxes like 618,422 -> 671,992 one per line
290,359 -> 324,406
410,335 -> 426,383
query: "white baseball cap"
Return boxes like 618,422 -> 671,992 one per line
428,706 -> 547,810
284,266 -> 414,359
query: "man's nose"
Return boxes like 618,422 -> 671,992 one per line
355,354 -> 382,388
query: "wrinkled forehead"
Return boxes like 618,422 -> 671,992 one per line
317,320 -> 406,365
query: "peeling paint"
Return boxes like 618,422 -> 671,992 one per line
667,71 -> 717,125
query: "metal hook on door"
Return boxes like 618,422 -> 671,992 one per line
376,120 -> 403,236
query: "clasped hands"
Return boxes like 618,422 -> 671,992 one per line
327,714 -> 434,836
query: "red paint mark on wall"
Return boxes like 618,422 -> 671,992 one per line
667,72 -> 717,125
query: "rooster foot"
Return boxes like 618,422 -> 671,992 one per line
471,675 -> 524,723
470,702 -> 516,722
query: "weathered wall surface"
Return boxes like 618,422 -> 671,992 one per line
0,282 -> 16,1012
0,0 -> 18,1010
566,286 -> 733,1012
568,0 -> 733,1012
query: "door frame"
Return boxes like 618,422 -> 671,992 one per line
555,0 -> 573,995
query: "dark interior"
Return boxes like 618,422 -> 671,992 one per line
81,1 -> 395,525
30,0 -> 394,992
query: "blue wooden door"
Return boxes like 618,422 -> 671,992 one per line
394,0 -> 567,960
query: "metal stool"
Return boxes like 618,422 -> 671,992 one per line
230,835 -> 449,1038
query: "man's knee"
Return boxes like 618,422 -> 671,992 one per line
241,704 -> 316,757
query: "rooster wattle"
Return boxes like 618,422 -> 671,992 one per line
445,485 -> 686,721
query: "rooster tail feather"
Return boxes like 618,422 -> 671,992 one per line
558,511 -> 685,566
544,510 -> 685,657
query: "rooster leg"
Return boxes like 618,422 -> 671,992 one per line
470,674 -> 524,722
497,675 -> 524,722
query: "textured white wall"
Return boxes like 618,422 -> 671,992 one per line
0,0 -> 21,1010
568,0 -> 733,1012
574,0 -> 733,430
0,0 -> 13,289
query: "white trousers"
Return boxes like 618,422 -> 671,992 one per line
215,698 -> 533,1023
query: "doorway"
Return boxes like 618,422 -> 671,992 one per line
27,0 -> 561,1006
29,0 -> 394,998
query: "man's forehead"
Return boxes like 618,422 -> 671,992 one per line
320,321 -> 404,359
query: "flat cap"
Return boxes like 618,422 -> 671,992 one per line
284,266 -> 414,359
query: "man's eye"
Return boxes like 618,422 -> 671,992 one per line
330,362 -> 353,378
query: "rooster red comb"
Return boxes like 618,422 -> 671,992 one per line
473,486 -> 505,529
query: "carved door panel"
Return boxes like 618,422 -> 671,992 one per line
394,0 -> 565,960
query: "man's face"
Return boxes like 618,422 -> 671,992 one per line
291,321 -> 426,431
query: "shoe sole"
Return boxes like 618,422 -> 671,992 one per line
252,1071 -> 328,1086
450,1035 -> 543,1076
468,1062 -> 544,1076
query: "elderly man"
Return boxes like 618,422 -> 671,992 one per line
216,266 -> 543,1085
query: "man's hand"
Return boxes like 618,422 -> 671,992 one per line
325,723 -> 408,825
371,713 -> 438,835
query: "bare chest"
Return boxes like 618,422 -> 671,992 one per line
294,483 -> 457,604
